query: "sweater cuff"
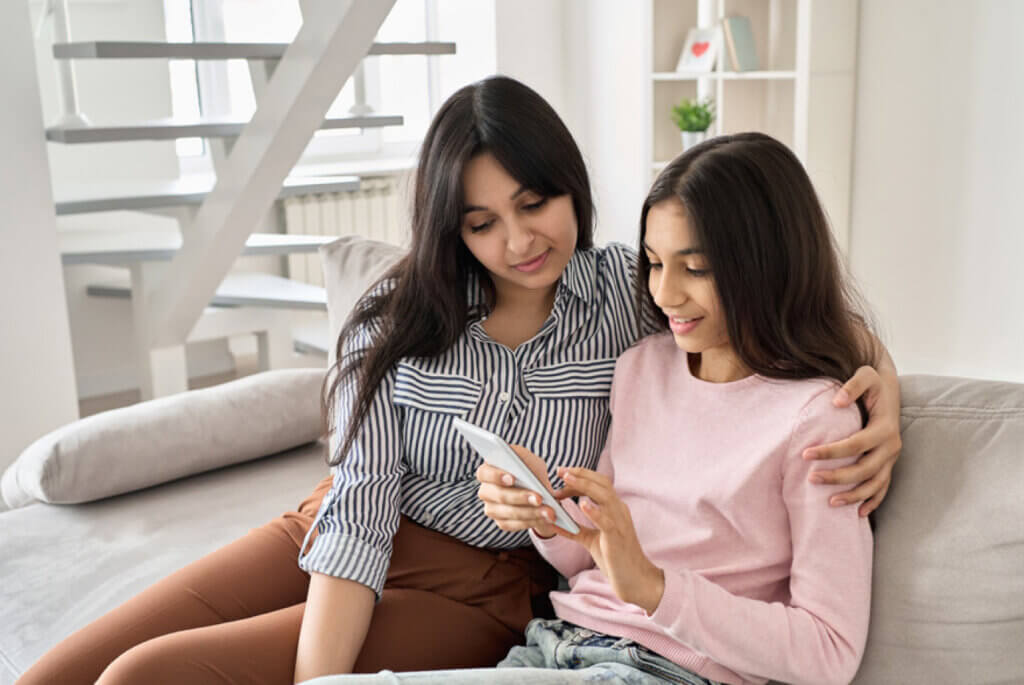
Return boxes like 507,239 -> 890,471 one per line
646,565 -> 687,626
529,527 -> 575,552
298,531 -> 391,598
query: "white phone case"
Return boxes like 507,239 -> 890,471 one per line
452,418 -> 580,534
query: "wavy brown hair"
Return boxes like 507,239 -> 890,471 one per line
323,76 -> 594,465
636,132 -> 874,417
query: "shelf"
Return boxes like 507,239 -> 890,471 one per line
653,71 -> 797,82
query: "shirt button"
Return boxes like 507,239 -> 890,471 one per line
499,391 -> 510,402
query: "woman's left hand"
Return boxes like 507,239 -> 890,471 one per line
804,365 -> 903,517
555,467 -> 665,614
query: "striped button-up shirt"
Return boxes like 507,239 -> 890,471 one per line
298,243 -> 655,595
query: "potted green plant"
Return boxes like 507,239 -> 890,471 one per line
671,97 -> 715,150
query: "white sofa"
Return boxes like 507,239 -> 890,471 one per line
2,238 -> 1022,684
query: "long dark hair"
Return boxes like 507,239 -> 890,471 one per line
636,132 -> 873,412
324,76 -> 594,465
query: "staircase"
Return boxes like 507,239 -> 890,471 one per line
42,1 -> 453,399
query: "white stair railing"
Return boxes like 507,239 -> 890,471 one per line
37,0 -> 89,127
143,0 -> 396,351
42,0 -> 448,399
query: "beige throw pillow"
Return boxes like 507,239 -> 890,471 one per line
1,368 -> 325,509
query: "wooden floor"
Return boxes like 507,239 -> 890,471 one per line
78,355 -> 262,418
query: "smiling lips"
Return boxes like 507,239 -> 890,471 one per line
512,250 -> 550,273
668,314 -> 703,335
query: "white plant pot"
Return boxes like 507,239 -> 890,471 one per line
681,130 -> 708,151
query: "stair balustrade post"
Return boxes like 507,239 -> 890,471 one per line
50,0 -> 89,127
130,263 -> 189,399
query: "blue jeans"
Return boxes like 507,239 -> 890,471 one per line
301,619 -> 722,685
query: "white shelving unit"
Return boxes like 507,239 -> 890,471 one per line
645,0 -> 859,252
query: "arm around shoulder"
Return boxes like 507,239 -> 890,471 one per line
645,389 -> 872,685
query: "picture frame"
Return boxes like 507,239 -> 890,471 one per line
676,26 -> 722,72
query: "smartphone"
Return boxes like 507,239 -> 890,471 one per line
451,418 -> 580,534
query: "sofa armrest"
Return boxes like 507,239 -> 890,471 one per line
2,368 -> 326,509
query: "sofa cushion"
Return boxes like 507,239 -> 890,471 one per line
1,368 -> 325,509
0,441 -> 328,683
852,375 -> 1024,684
318,235 -> 406,366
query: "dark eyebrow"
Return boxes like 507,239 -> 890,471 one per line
641,240 -> 704,256
464,185 -> 533,213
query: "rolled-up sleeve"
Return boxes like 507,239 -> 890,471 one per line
298,320 -> 406,597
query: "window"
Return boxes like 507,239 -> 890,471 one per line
164,0 -> 202,158
165,0 -> 496,170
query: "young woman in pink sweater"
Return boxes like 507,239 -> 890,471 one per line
312,132 -> 877,685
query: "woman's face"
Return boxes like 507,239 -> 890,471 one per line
460,152 -> 578,301
644,198 -> 744,380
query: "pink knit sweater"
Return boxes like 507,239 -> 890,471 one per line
531,333 -> 873,685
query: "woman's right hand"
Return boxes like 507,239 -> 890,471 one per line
475,445 -> 563,538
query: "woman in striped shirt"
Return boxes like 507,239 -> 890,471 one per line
18,77 -> 901,685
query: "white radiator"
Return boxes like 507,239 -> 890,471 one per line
283,177 -> 407,286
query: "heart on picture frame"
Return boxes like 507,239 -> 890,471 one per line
691,42 -> 710,57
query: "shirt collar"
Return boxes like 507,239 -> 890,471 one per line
466,248 -> 595,338
557,248 -> 595,304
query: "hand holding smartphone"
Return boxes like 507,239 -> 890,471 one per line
451,418 -> 580,534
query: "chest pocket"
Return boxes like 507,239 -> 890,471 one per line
393,361 -> 481,414
523,358 -> 617,400
393,361 -> 482,479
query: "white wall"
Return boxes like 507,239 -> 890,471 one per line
562,1 -> 649,248
494,0 -> 567,120
494,0 -> 649,248
0,1 -> 79,475
849,0 -> 1024,382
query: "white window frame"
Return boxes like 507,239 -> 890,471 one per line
176,0 -> 441,172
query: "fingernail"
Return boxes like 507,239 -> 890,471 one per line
830,497 -> 845,506
809,474 -> 824,484
502,475 -> 514,486
803,450 -> 817,460
528,495 -> 539,506
834,389 -> 850,406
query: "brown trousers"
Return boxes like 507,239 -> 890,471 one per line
17,476 -> 557,685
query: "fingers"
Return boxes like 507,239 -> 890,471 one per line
803,429 -> 869,461
809,445 -> 888,486
477,481 -> 546,508
836,365 -> 881,407
509,444 -> 538,461
480,500 -> 554,533
509,445 -> 559,494
804,410 -> 901,462
579,498 -> 606,528
476,462 -> 515,487
858,480 -> 891,517
826,463 -> 892,509
557,467 -> 614,504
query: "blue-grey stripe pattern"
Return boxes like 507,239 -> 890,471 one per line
298,243 -> 659,595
